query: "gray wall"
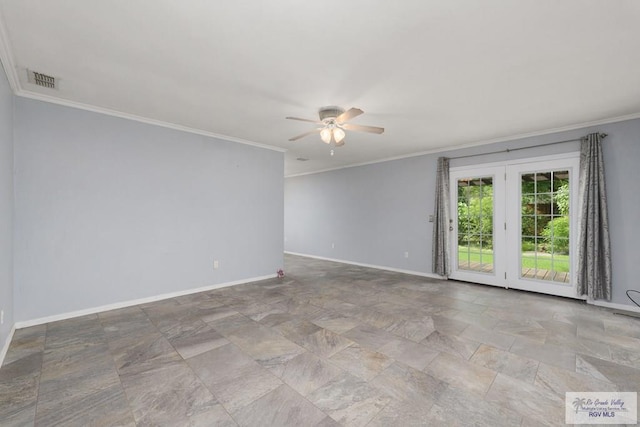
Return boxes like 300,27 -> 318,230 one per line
285,119 -> 640,307
285,156 -> 433,273
0,63 -> 14,349
14,98 -> 284,321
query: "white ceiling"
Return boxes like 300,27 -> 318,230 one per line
1,1 -> 639,176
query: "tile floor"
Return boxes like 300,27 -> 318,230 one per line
1,254 -> 639,426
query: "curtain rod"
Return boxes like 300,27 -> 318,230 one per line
448,133 -> 607,160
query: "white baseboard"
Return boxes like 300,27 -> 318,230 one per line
14,274 -> 276,329
588,299 -> 640,314
0,325 -> 16,368
284,251 -> 445,280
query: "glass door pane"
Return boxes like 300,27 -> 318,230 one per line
453,155 -> 578,298
519,170 -> 570,283
457,176 -> 494,273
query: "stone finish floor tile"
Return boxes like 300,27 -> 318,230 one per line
341,323 -> 397,351
0,352 -> 42,426
329,345 -> 393,381
224,322 -> 306,375
470,344 -> 540,384
385,316 -> 436,342
485,373 -> 565,426
424,351 -> 497,395
232,384 -> 327,427
310,311 -> 362,334
307,374 -> 391,427
280,351 -> 344,396
33,316 -> 136,426
534,362 -> 618,398
120,360 -> 225,426
186,343 -> 283,414
109,332 -> 182,376
272,318 -> 322,344
198,305 -> 239,323
300,328 -> 354,359
366,398 -> 436,427
1,325 -> 46,366
369,362 -> 447,405
609,344 -> 640,370
603,315 -> 640,339
1,254 -> 639,425
448,310 -> 501,329
460,324 -> 516,350
349,308 -> 399,330
163,318 -> 230,360
576,354 -> 640,391
36,383 -> 135,427
427,385 -> 523,427
205,312 -> 255,336
547,333 -> 612,361
431,313 -> 471,335
578,322 -> 640,351
420,330 -> 480,360
510,337 -> 577,371
377,336 -> 440,371
493,319 -> 548,343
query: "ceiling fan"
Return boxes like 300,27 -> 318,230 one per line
286,106 -> 384,148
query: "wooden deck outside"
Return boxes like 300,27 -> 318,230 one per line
520,267 -> 569,283
459,261 -> 570,283
458,261 -> 493,273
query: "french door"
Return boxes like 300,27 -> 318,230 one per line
450,166 -> 506,287
449,154 -> 581,299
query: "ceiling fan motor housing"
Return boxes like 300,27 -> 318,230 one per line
319,106 -> 345,122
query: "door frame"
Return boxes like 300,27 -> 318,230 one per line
449,152 -> 583,299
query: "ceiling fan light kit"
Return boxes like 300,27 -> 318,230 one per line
286,106 -> 384,155
320,126 -> 345,144
320,127 -> 332,143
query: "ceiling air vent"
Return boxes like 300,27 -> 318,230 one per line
27,70 -> 57,89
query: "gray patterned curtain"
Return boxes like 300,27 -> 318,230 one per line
432,157 -> 451,277
577,133 -> 611,300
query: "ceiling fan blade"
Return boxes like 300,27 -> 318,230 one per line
288,129 -> 321,141
342,123 -> 385,134
336,107 -> 363,123
286,116 -> 322,124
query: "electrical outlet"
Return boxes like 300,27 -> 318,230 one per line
404,251 -> 409,258
331,243 -> 335,249
428,215 -> 434,222
213,260 -> 219,269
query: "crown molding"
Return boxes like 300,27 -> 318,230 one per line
0,9 -> 20,91
285,111 -> 640,178
0,12 -> 285,153
15,90 -> 287,152
3,9 -> 639,170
